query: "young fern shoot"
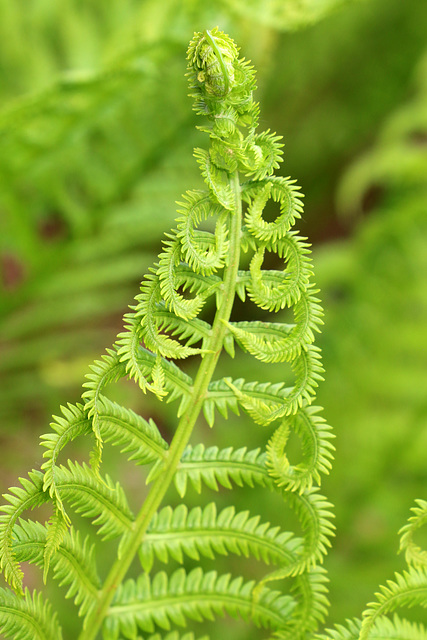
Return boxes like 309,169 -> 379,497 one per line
0,28 -> 335,640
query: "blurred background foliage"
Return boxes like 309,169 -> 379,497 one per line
0,0 -> 426,632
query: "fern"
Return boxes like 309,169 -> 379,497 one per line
320,499 -> 427,640
0,28 -> 335,639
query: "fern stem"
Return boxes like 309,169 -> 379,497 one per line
79,171 -> 242,640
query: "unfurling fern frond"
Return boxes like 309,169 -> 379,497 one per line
399,499 -> 427,568
320,500 -> 427,640
0,27 -> 335,640
318,614 -> 427,640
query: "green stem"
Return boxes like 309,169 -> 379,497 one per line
79,171 -> 242,640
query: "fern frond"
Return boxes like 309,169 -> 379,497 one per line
266,405 -> 335,493
40,402 -> 92,520
174,445 -> 269,497
319,614 -> 427,640
43,508 -> 69,583
133,347 -> 194,415
82,346 -> 129,473
287,488 -> 335,570
82,347 -> 129,419
157,234 -> 210,321
276,566 -> 329,638
0,26 -> 334,640
240,130 -> 284,180
132,285 -> 201,360
207,348 -> 323,426
187,27 -> 239,99
115,312 -> 155,387
152,307 -> 212,353
254,488 -> 335,587
0,470 -> 48,594
193,147 -> 235,210
158,258 -> 221,323
246,232 -> 313,312
399,499 -> 427,567
104,568 -> 296,639
176,190 -> 229,276
242,175 -> 304,241
175,447 -> 334,575
52,461 -> 134,539
128,264 -> 218,359
139,502 -> 303,572
226,286 -> 323,363
95,396 -> 169,465
12,519 -> 99,617
41,399 -> 167,522
359,567 -> 427,640
0,588 -> 63,640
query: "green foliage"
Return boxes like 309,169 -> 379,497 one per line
320,501 -> 427,640
0,0 -> 360,430
0,28 -> 335,639
1,3 -> 427,639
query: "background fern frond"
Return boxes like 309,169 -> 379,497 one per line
399,499 -> 427,568
359,567 -> 427,640
319,614 -> 427,640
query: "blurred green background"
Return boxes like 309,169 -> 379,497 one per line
1,0 -> 426,635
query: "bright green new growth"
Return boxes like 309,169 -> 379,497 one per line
0,28 -> 335,639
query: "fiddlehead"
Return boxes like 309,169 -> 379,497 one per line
0,27 -> 334,640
